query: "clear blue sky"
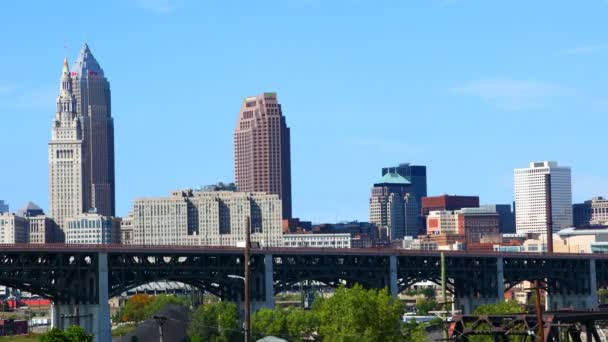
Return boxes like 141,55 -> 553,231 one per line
1,0 -> 607,223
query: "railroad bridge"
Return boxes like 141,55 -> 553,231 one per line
0,245 -> 606,341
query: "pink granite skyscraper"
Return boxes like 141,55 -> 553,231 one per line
234,93 -> 292,219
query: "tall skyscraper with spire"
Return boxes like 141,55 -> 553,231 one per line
49,43 -> 115,229
49,58 -> 85,229
234,92 -> 292,219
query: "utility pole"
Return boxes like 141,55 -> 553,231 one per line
544,174 -> 553,253
441,252 -> 448,341
534,280 -> 545,342
244,217 -> 251,342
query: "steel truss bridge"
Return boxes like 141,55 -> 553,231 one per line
1,244 -> 608,341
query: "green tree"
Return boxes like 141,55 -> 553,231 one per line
314,284 -> 404,342
467,301 -> 525,342
598,288 -> 608,304
422,287 -> 436,299
251,308 -> 288,339
40,325 -> 93,342
415,298 -> 440,315
188,301 -> 240,342
142,294 -> 190,318
473,300 -> 523,315
285,308 -> 319,341
402,319 -> 428,342
65,325 -> 94,342
39,328 -> 69,342
121,294 -> 153,322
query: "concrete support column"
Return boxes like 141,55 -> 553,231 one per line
97,252 -> 110,342
496,257 -> 505,301
264,254 -> 275,309
589,259 -> 598,307
389,255 -> 398,297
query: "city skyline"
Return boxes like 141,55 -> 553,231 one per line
1,1 -> 608,223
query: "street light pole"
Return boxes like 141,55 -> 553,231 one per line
244,217 -> 251,342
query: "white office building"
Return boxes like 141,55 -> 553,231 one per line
283,233 -> 351,248
0,213 -> 28,243
132,189 -> 283,247
64,212 -> 120,244
514,161 -> 572,236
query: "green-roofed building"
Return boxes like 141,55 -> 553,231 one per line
370,164 -> 425,240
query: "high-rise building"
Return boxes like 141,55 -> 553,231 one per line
0,200 -> 8,214
17,202 -> 59,244
49,58 -> 85,229
49,43 -> 115,230
132,189 -> 283,247
71,43 -> 115,217
573,197 -> 608,227
234,92 -> 292,219
120,212 -> 134,245
65,211 -> 120,244
480,204 -> 515,233
382,163 -> 427,208
514,161 -> 572,235
0,213 -> 28,243
381,163 -> 427,231
369,172 -> 419,240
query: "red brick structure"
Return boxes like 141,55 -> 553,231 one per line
421,195 -> 480,216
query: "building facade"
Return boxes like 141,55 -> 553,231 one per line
421,195 -> 480,216
283,233 -> 351,248
132,189 -> 283,247
573,197 -> 608,227
120,212 -> 134,245
71,43 -> 115,217
0,213 -> 28,243
49,58 -> 85,230
480,204 -> 515,233
0,201 -> 8,214
381,163 -> 427,232
18,202 -> 58,244
514,161 -> 572,235
426,207 -> 499,244
234,93 -> 292,219
49,43 -> 115,230
64,212 -> 120,244
369,172 -> 419,240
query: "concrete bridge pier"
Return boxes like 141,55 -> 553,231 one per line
389,255 -> 398,297
454,257 -> 505,314
236,253 -> 275,323
51,252 -> 111,342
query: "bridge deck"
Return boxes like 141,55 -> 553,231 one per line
0,243 -> 605,260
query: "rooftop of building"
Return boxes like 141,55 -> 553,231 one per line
375,172 -> 410,185
201,182 -> 237,192
557,226 -> 608,237
16,202 -> 44,217
71,42 -> 104,77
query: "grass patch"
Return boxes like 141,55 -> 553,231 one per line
112,323 -> 137,337
0,334 -> 41,342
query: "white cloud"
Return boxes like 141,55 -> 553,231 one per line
561,44 -> 608,55
135,0 -> 175,14
453,78 -> 569,110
